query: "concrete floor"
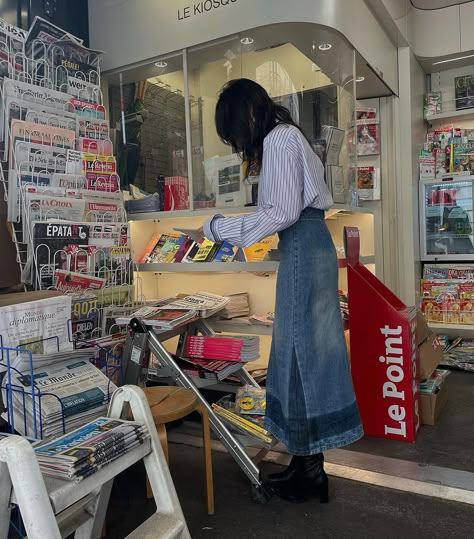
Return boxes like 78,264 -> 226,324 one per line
106,444 -> 474,539
346,370 -> 474,472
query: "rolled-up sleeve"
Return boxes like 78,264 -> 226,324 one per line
203,135 -> 303,247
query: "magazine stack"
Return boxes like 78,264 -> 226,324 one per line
34,417 -> 149,482
185,335 -> 260,362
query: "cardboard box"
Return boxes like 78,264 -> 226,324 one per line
416,311 -> 443,380
0,290 -> 62,308
420,379 -> 448,425
345,227 -> 421,442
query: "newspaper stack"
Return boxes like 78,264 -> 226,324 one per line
3,357 -> 117,439
11,348 -> 96,373
163,292 -> 230,318
34,417 -> 149,481
218,292 -> 250,319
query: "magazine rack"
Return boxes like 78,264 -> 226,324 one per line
0,385 -> 191,539
128,317 -> 272,502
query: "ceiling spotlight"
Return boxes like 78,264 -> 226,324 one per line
356,76 -> 365,82
154,61 -> 168,68
318,43 -> 332,51
240,37 -> 254,45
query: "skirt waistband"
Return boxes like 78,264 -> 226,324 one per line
299,207 -> 325,220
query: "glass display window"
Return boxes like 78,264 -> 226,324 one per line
420,178 -> 474,260
105,22 -> 392,212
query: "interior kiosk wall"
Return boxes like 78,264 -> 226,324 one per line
103,23 -> 392,371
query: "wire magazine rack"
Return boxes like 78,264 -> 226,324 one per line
0,329 -> 122,441
0,17 -> 154,445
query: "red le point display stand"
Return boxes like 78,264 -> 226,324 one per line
344,227 -> 421,442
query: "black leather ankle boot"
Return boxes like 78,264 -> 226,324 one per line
265,456 -> 297,485
266,453 -> 329,504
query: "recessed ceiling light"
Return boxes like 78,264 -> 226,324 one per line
432,54 -> 474,66
240,37 -> 254,45
318,43 -> 332,51
356,76 -> 365,82
154,61 -> 168,68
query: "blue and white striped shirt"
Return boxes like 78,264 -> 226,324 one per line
203,124 -> 333,247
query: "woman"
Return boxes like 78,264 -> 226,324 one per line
200,79 -> 363,503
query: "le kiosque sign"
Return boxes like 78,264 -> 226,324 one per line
177,0 -> 238,21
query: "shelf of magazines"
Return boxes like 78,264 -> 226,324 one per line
0,332 -> 123,440
137,255 -> 375,273
127,203 -> 376,222
428,322 -> 474,339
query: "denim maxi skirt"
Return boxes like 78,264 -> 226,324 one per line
264,208 -> 363,455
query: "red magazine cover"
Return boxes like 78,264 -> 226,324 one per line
164,176 -> 189,211
54,269 -> 106,293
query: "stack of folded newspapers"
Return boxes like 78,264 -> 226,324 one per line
34,417 -> 149,481
2,351 -> 117,439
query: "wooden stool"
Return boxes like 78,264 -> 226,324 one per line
143,386 -> 214,515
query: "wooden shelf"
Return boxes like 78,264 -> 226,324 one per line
428,323 -> 474,338
127,203 -> 375,222
425,108 -> 474,123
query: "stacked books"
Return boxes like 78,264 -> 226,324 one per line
34,417 -> 149,481
138,231 -> 274,264
185,335 -> 260,362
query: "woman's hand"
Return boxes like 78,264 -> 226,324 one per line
174,226 -> 204,243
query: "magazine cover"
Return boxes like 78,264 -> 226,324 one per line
76,118 -> 109,140
86,173 -> 120,192
71,293 -> 101,340
354,166 -> 381,201
32,222 -> 90,289
51,174 -> 87,190
243,236 -> 274,262
7,169 -> 51,222
10,120 -> 76,162
354,123 -> 380,156
25,193 -> 86,236
54,269 -> 106,293
454,74 -> 474,111
84,200 -> 122,223
4,97 -> 76,152
78,138 -> 113,155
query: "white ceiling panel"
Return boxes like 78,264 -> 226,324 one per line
411,0 -> 472,9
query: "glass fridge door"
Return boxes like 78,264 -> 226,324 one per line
422,179 -> 474,260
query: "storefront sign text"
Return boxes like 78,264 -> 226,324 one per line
177,0 -> 238,21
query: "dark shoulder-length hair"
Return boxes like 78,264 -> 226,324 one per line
215,78 -> 305,170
